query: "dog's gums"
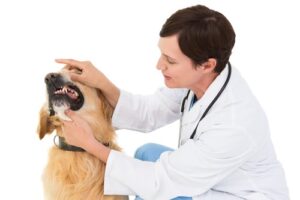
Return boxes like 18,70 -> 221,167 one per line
54,85 -> 79,100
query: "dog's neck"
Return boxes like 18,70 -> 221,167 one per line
50,106 -> 112,152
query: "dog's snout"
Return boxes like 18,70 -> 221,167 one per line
45,73 -> 59,83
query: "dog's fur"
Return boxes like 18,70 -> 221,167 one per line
37,66 -> 128,200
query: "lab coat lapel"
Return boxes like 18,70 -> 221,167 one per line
181,65 -> 230,127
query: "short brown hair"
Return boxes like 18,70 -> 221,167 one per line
160,5 -> 235,73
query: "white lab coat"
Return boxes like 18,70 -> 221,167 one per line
104,65 -> 289,200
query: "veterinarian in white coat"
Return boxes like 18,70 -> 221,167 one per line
57,4 -> 289,200
104,65 -> 289,200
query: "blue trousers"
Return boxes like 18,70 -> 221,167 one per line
134,143 -> 192,200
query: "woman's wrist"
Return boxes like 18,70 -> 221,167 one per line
85,138 -> 111,163
99,77 -> 120,108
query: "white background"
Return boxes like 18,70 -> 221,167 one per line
0,0 -> 299,199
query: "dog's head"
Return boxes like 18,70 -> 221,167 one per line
37,66 -> 114,141
44,67 -> 84,121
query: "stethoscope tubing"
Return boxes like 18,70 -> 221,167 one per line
180,62 -> 232,140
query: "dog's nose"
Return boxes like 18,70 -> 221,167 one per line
45,73 -> 59,83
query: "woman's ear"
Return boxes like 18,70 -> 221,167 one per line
37,104 -> 55,139
200,58 -> 217,73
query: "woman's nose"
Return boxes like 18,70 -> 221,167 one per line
156,57 -> 167,71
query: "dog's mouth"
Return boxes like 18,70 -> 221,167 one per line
54,85 -> 80,100
45,73 -> 84,113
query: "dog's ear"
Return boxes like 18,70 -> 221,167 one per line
37,104 -> 56,139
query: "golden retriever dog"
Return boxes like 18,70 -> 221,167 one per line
37,66 -> 128,200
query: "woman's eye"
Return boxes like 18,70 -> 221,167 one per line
167,59 -> 176,64
162,54 -> 177,64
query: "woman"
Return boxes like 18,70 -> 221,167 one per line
56,5 -> 289,200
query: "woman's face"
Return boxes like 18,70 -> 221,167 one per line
157,35 -> 203,88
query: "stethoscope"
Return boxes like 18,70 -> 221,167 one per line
180,62 -> 232,140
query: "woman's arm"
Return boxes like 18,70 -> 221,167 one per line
56,59 -> 185,132
112,88 -> 186,132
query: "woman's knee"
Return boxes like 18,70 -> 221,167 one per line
134,143 -> 173,162
134,143 -> 158,161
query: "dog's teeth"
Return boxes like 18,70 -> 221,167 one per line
54,88 -> 65,95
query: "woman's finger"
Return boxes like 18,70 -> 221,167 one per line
64,109 -> 77,120
69,73 -> 82,82
55,59 -> 86,69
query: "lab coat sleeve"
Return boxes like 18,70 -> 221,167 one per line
104,126 -> 255,200
112,88 -> 185,132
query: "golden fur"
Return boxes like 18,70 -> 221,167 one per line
37,67 -> 128,200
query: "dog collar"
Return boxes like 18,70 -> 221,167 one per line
53,135 -> 110,152
54,135 -> 85,152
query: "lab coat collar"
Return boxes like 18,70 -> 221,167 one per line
182,64 -> 230,124
197,64 -> 230,109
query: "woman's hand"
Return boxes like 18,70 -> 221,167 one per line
55,59 -> 105,89
62,110 -> 111,162
62,109 -> 96,150
55,58 -> 120,108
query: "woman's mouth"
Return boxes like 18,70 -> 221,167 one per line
163,74 -> 172,80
